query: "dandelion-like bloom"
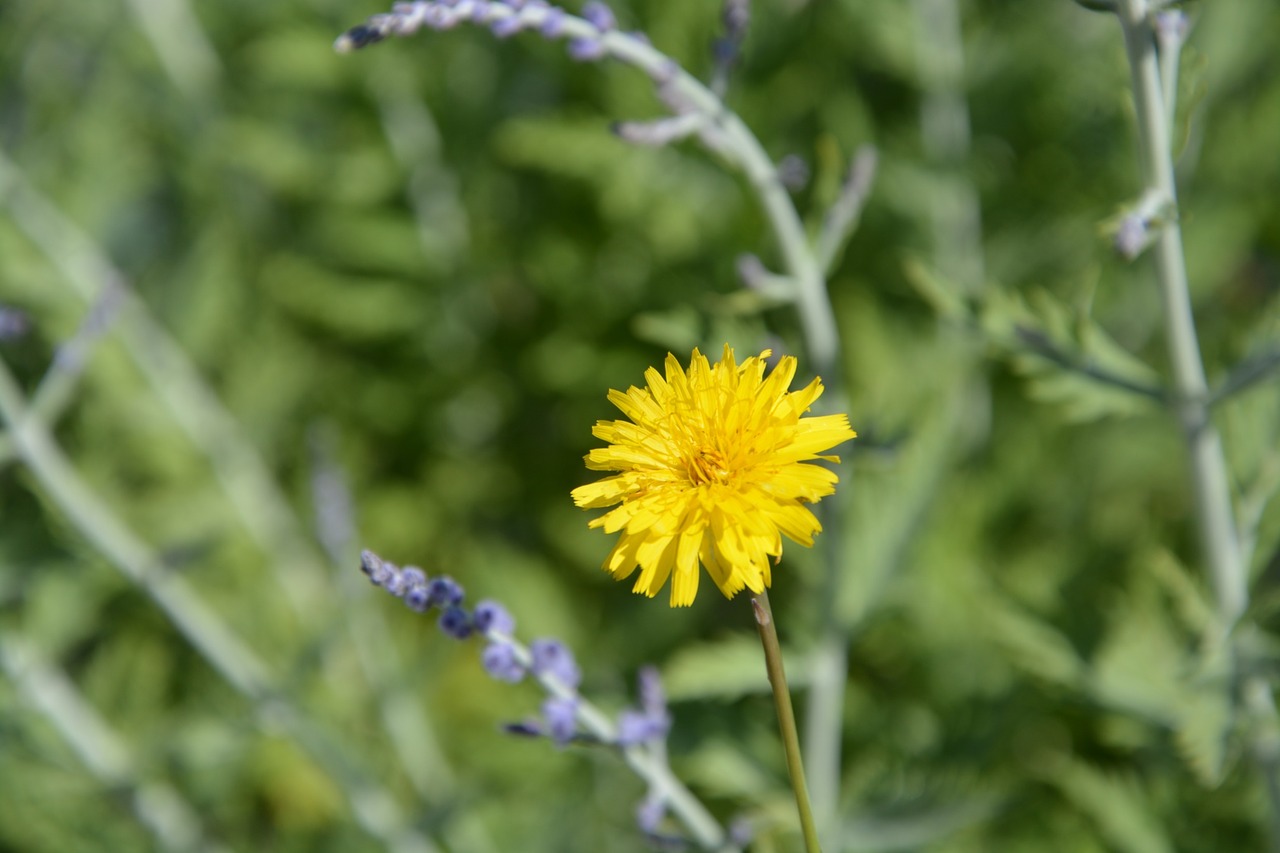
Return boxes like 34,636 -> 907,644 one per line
571,345 -> 855,607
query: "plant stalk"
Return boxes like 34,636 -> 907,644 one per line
752,590 -> 823,853
1115,0 -> 1246,632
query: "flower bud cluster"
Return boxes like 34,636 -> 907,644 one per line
336,1 -> 636,68
360,549 -> 589,745
360,549 -> 473,638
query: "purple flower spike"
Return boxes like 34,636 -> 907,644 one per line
482,642 -> 527,683
439,605 -> 474,639
473,600 -> 516,635
530,639 -> 582,689
542,696 -> 579,746
427,575 -> 465,607
582,1 -> 616,31
567,36 -> 606,61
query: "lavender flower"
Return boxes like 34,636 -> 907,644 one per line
427,575 -> 465,607
581,1 -> 616,32
616,710 -> 665,746
539,6 -> 566,37
490,14 -> 525,38
473,600 -> 516,635
530,638 -> 582,689
482,641 -> 526,682
542,696 -> 579,746
360,549 -> 396,587
438,605 -> 473,639
401,567 -> 431,611
567,36 -> 606,62
637,665 -> 668,720
615,666 -> 671,745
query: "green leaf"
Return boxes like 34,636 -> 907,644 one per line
983,286 -> 1163,422
1049,758 -> 1174,853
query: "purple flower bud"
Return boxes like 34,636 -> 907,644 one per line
473,600 -> 516,635
635,791 -> 665,834
637,666 -> 666,718
360,550 -> 396,588
615,710 -> 658,746
567,36 -> 606,61
334,23 -> 387,52
490,14 -> 524,38
425,6 -> 462,29
542,696 -> 578,746
728,815 -> 755,848
1154,9 -> 1189,43
530,639 -> 582,689
401,567 -> 430,611
503,719 -> 544,737
539,7 -> 566,37
438,605 -> 473,639
1115,214 -> 1147,259
777,154 -> 809,191
582,1 -> 616,31
482,641 -> 527,682
384,564 -> 409,596
427,575 -> 465,607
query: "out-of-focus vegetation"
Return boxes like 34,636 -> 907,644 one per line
1,1 -> 1279,852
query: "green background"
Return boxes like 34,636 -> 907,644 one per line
1,1 -> 1279,851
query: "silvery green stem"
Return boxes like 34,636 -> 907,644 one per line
1115,0 -> 1246,631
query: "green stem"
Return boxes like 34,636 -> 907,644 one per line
752,591 -> 823,853
1114,1 -> 1280,841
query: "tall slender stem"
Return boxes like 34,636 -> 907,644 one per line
1114,2 -> 1279,842
1115,0 -> 1245,635
752,591 -> 823,853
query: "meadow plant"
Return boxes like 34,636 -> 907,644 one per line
1,1 -> 1279,852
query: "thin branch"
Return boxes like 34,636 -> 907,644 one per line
1211,348 -> 1280,407
1015,326 -> 1168,403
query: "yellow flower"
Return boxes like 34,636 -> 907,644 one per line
571,345 -> 856,607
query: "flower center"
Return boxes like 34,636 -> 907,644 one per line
686,446 -> 731,486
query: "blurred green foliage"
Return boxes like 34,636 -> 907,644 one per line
1,1 -> 1279,852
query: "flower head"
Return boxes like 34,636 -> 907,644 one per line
572,345 -> 855,607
